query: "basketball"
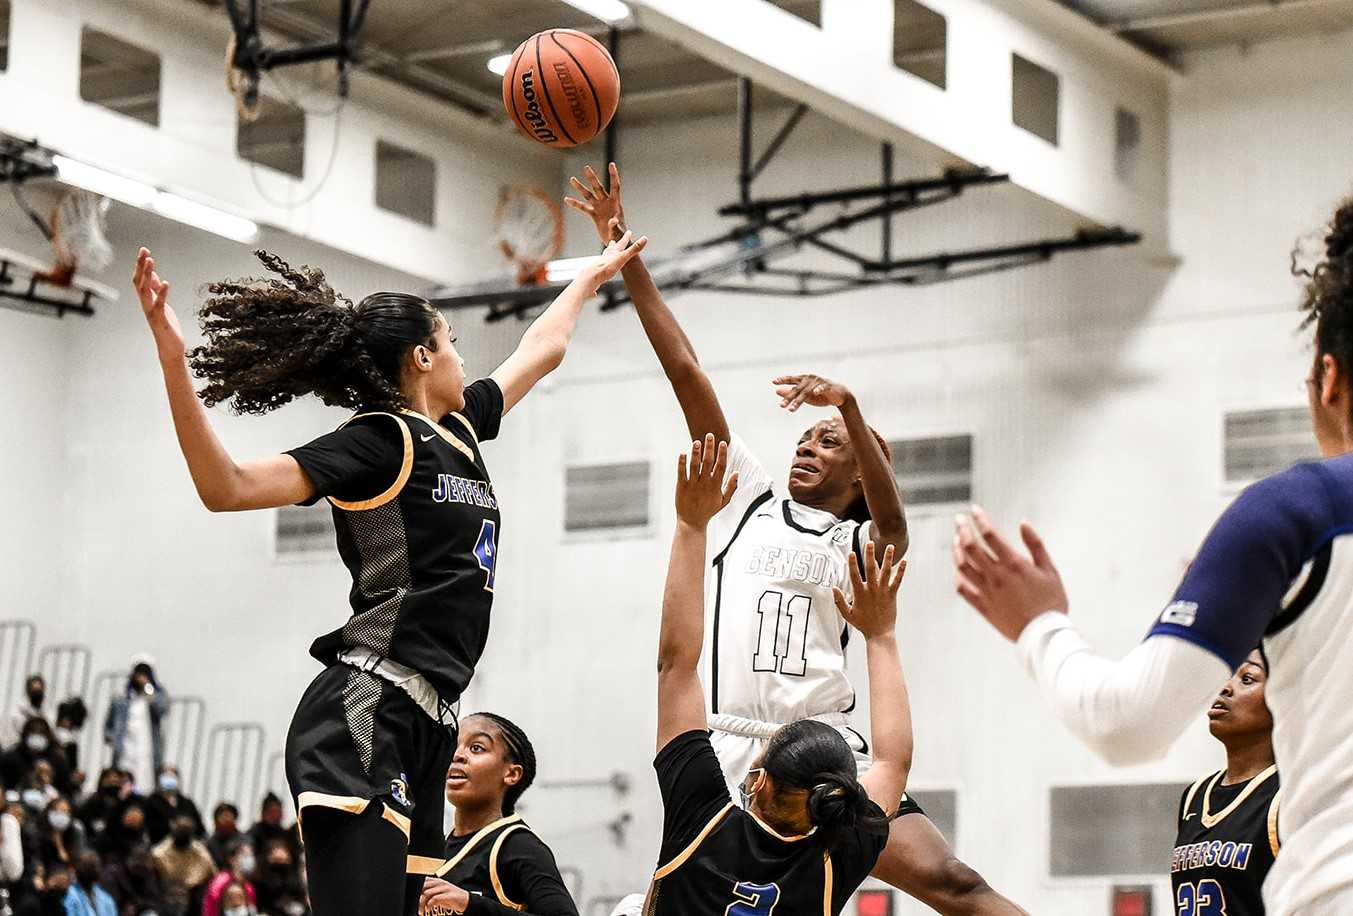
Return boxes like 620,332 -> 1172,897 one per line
502,29 -> 620,149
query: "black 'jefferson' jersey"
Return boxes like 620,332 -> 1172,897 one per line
288,379 -> 503,709
645,730 -> 886,916
433,815 -> 579,916
1172,765 -> 1280,916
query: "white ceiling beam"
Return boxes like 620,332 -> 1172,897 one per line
1109,0 -> 1353,32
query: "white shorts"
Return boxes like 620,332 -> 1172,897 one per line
708,711 -> 871,803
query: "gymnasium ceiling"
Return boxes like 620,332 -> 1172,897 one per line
167,0 -> 1353,126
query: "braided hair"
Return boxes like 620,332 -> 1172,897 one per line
473,713 -> 537,815
1297,195 -> 1353,393
189,250 -> 441,414
761,719 -> 891,849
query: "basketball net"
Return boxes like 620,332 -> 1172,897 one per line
34,189 -> 113,287
494,187 -> 564,287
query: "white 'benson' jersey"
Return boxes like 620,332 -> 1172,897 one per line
703,435 -> 870,727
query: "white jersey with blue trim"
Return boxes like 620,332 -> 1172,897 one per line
702,435 -> 869,728
1141,454 -> 1353,914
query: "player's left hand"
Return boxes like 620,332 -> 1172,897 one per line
419,877 -> 471,916
834,540 -> 904,639
580,227 -> 648,294
565,162 -> 627,244
675,433 -> 737,527
953,506 -> 1069,642
773,374 -> 851,412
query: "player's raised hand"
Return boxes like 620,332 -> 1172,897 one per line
834,540 -> 904,639
953,505 -> 1068,641
564,162 -> 627,244
580,227 -> 648,294
132,247 -> 184,359
675,433 -> 737,527
419,877 -> 471,916
773,373 -> 851,412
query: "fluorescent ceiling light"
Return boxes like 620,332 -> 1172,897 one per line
486,53 -> 512,76
53,155 -> 156,208
154,191 -> 259,244
559,0 -> 631,23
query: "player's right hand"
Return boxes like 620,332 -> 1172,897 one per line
132,247 -> 185,359
565,162 -> 628,244
834,540 -> 905,639
675,433 -> 737,527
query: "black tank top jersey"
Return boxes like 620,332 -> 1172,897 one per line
1172,766 -> 1280,916
287,379 -> 503,709
647,731 -> 886,916
432,815 -> 579,915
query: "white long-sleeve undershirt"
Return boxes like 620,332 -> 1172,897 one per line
1015,612 -> 1232,766
0,811 -> 22,884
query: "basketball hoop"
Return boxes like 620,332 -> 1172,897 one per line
494,186 -> 564,287
34,189 -> 112,287
226,34 -> 263,123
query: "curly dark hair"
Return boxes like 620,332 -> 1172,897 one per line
188,250 -> 440,414
1296,195 -> 1353,384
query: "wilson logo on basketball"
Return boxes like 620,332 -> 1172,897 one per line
518,70 -> 559,144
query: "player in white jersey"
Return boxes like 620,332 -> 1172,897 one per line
567,164 -> 1028,915
951,192 -> 1353,915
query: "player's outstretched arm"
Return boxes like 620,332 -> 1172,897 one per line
491,229 -> 648,417
655,435 -> 738,752
835,542 -> 912,813
565,164 -> 730,443
773,374 -> 909,555
134,247 -> 315,512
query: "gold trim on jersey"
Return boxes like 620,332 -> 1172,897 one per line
1200,765 -> 1278,829
447,412 -> 478,443
400,410 -> 477,462
433,814 -> 524,878
653,802 -> 735,880
747,810 -> 817,843
821,851 -> 833,916
296,791 -> 370,817
490,823 -> 528,911
382,804 -> 412,839
325,412 -> 415,511
1268,788 -> 1282,857
407,855 -> 443,876
1180,772 -> 1211,821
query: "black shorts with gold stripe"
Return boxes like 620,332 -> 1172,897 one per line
285,663 -> 455,865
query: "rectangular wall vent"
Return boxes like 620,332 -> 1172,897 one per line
1224,407 -> 1318,483
80,28 -> 161,127
565,462 -> 650,532
1050,783 -> 1187,876
887,434 -> 973,507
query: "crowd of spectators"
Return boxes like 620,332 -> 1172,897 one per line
0,668 -> 308,916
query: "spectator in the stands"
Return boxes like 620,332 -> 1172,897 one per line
62,850 -> 116,916
98,841 -> 166,916
104,659 -> 167,795
1,719 -> 70,794
218,880 -> 256,916
26,761 -> 63,811
243,796 -> 294,861
97,800 -> 150,866
1,676 -> 47,749
252,837 -> 307,916
150,815 -> 214,916
37,797 -> 85,874
53,699 -> 88,780
205,804 -> 239,870
76,770 -> 128,840
144,766 -> 203,845
1,798 -> 23,894
201,838 -> 255,916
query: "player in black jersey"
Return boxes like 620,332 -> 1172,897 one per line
131,233 -> 646,916
1173,649 -> 1279,916
415,713 -> 578,916
646,436 -> 911,915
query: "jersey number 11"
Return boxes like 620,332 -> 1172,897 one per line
752,589 -> 810,677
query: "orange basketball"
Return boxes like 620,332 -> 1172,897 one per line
502,29 -> 620,149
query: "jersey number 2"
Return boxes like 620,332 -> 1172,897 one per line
726,882 -> 780,916
1176,879 -> 1226,916
474,520 -> 497,592
752,590 -> 810,677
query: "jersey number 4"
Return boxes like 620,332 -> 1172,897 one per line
726,882 -> 780,916
474,520 -> 498,592
1176,879 -> 1226,916
752,589 -> 810,677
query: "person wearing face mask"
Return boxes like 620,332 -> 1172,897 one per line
61,851 -> 116,916
204,805 -> 239,872
150,816 -> 213,916
52,700 -> 87,785
97,802 -> 150,867
104,661 -> 168,796
200,840 -> 255,916
0,721 -> 70,798
38,799 -> 85,875
98,843 -> 166,916
75,772 -> 127,842
144,768 -> 203,846
252,839 -> 307,916
1,678 -> 48,751
218,881 -> 256,916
